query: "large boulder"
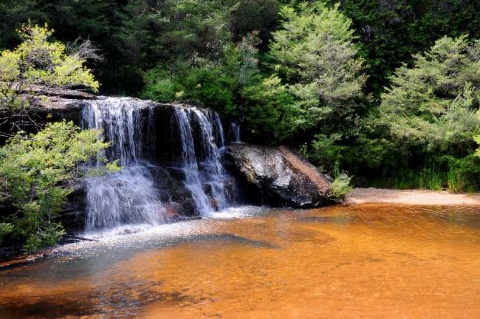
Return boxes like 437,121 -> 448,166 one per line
226,143 -> 332,208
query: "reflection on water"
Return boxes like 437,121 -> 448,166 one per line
1,204 -> 480,318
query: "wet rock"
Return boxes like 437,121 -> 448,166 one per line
151,166 -> 197,217
60,186 -> 87,233
226,143 -> 332,208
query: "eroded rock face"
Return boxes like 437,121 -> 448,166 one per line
226,143 -> 332,208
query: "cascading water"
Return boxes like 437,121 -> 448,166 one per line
82,98 -> 166,231
174,107 -> 213,216
82,98 -> 234,232
174,107 -> 230,216
231,122 -> 241,143
84,166 -> 167,230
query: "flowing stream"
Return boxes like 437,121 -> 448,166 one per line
1,204 -> 480,318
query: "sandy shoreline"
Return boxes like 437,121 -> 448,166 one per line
345,188 -> 480,206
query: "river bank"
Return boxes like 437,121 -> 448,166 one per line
346,188 -> 480,205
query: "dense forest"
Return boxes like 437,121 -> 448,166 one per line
1,0 -> 480,249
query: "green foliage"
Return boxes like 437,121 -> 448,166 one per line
362,36 -> 480,191
474,135 -> 480,158
380,36 -> 480,152
0,23 -> 100,135
0,223 -> 13,245
0,121 -> 111,251
240,75 -> 297,142
322,0 -> 480,96
235,32 -> 261,87
308,134 -> 347,171
141,69 -> 185,103
234,32 -> 301,142
181,66 -> 236,112
221,1 -> 369,145
372,167 -> 442,190
369,154 -> 480,192
113,0 -> 154,67
0,23 -> 99,92
142,31 -> 263,113
329,161 -> 353,202
16,24 -> 99,90
228,0 -> 281,47
142,63 -> 236,112
2,0 -> 480,194
139,1 -> 243,109
156,0 -> 233,65
269,2 -> 366,130
447,155 -> 480,192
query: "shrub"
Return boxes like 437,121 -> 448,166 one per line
329,161 -> 353,202
269,2 -> 366,130
0,121 -> 112,251
0,23 -> 100,136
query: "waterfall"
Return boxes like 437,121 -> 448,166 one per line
231,122 -> 241,143
82,98 -> 166,231
174,107 -> 229,216
82,98 -> 150,165
82,98 -> 233,231
84,166 -> 166,231
174,107 -> 213,216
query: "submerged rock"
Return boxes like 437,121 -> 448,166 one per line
226,144 -> 332,208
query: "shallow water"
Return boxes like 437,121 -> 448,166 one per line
1,204 -> 480,318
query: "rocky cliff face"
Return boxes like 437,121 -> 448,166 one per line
226,143 -> 332,208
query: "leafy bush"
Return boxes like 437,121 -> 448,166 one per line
240,75 -> 298,142
182,66 -> 236,112
141,69 -> 185,102
0,121 -> 112,251
370,36 -> 480,190
0,23 -> 100,136
329,161 -> 353,202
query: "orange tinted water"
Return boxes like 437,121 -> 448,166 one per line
1,204 -> 480,318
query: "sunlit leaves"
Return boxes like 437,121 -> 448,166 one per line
269,2 -> 366,128
380,36 -> 480,151
15,23 -> 100,91
0,23 -> 99,123
0,121 -> 111,251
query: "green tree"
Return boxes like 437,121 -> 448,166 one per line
0,121 -> 114,252
0,223 -> 14,246
380,36 -> 480,152
322,0 -> 480,96
0,23 -> 100,136
372,36 -> 480,191
227,0 -> 280,48
240,75 -> 297,142
268,2 -> 366,134
140,0 -> 239,107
